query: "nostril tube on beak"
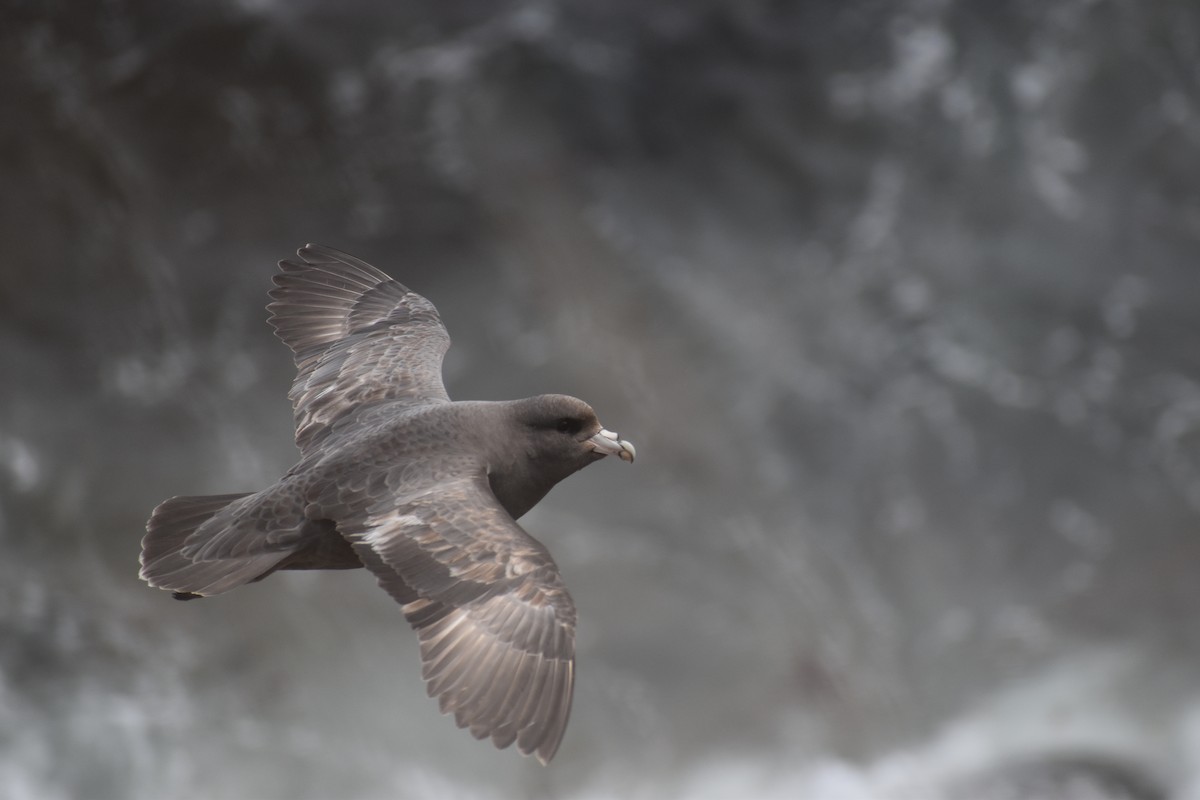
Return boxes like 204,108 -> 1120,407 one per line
588,428 -> 636,462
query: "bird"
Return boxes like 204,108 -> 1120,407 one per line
139,243 -> 636,764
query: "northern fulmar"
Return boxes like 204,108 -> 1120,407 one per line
139,244 -> 635,764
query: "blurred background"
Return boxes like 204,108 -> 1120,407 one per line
4,0 -> 1200,798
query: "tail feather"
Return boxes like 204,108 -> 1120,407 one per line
140,493 -> 293,598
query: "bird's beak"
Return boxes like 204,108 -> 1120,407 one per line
587,428 -> 636,463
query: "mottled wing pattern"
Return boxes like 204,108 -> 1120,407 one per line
267,244 -> 451,453
323,459 -> 577,764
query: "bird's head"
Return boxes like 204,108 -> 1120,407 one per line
513,394 -> 636,472
486,394 -> 635,520
520,395 -> 643,465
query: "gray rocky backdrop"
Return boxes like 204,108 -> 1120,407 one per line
3,1 -> 1200,798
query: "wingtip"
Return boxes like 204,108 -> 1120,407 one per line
509,735 -> 558,766
283,244 -> 398,287
275,244 -> 332,271
297,242 -> 339,262
275,258 -> 305,276
533,738 -> 561,766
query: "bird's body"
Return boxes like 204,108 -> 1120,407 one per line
139,244 -> 634,764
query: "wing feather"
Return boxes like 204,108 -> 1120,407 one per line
326,463 -> 576,764
266,244 -> 452,453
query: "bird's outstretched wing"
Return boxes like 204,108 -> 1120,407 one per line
320,456 -> 577,764
267,244 -> 451,454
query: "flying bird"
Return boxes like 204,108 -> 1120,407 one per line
139,244 -> 635,764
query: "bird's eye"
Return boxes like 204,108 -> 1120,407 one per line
556,418 -> 582,435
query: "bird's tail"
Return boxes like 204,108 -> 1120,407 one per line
139,492 -> 293,600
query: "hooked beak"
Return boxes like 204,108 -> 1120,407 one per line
586,428 -> 636,463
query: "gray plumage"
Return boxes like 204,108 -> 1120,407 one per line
139,244 -> 635,764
